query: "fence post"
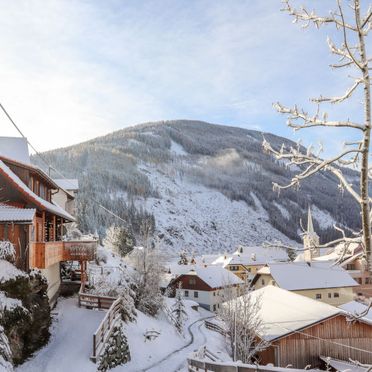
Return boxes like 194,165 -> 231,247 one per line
92,334 -> 96,361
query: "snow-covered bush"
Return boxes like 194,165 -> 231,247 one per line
0,326 -> 12,371
0,242 -> 15,263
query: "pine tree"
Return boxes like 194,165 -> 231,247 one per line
171,283 -> 187,334
177,250 -> 188,265
104,225 -> 135,257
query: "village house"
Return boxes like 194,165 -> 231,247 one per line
234,285 -> 372,369
0,137 -> 97,305
219,245 -> 289,281
313,243 -> 372,298
251,261 -> 358,306
52,178 -> 79,217
172,266 -> 244,311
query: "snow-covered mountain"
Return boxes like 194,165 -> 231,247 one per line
34,120 -> 360,256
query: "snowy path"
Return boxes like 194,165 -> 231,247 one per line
142,315 -> 214,372
16,297 -> 105,372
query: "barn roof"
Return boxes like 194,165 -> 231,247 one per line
255,261 -> 357,290
231,285 -> 341,341
0,204 -> 35,223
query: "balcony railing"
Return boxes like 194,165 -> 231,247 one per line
30,240 -> 98,269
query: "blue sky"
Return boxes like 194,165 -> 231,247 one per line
0,0 -> 369,155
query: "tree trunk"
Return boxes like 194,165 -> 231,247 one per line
356,0 -> 372,272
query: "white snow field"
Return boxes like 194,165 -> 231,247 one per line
137,165 -> 298,256
16,297 -> 228,372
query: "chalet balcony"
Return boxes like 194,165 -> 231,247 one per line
30,240 -> 98,269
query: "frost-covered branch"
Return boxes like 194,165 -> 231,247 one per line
281,0 -> 357,31
273,102 -> 364,130
263,139 -> 362,203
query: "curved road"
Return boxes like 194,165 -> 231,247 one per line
141,315 -> 214,372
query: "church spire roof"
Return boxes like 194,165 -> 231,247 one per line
307,205 -> 315,234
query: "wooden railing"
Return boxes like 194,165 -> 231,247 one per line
187,358 -> 312,372
30,240 -> 98,269
205,319 -> 228,337
78,283 -> 116,310
91,297 -> 124,362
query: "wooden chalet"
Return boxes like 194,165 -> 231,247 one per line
229,286 -> 372,369
172,266 -> 244,311
0,139 -> 97,304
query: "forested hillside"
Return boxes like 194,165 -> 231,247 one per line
32,120 -> 360,255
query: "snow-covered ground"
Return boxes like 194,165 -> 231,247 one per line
16,297 -> 105,372
16,296 -> 228,372
137,164 -> 299,256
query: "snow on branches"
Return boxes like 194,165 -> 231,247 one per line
0,242 -> 15,263
264,0 -> 372,269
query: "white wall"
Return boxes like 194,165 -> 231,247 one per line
41,262 -> 61,306
176,286 -> 241,311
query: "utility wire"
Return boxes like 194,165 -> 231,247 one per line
0,101 -> 128,225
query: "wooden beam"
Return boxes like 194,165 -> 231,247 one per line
42,211 -> 46,243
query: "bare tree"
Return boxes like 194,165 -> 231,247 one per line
263,0 -> 372,268
219,283 -> 268,363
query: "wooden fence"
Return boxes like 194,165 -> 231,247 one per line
204,320 -> 228,337
91,297 -> 124,362
187,358 -> 314,372
78,283 -> 116,310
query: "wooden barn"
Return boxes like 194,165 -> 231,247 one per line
229,286 -> 372,369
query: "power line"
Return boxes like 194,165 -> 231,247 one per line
0,101 -> 128,225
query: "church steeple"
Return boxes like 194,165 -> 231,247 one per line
307,205 -> 315,235
303,205 -> 320,262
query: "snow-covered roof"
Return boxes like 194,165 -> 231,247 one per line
233,285 -> 341,341
233,245 -> 288,262
186,266 -> 243,289
319,356 -> 369,372
0,160 -> 75,221
53,179 -> 79,191
255,261 -> 357,290
339,301 -> 372,324
0,204 -> 35,222
0,137 -> 30,164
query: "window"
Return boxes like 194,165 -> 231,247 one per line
194,291 -> 198,298
271,280 -> 276,286
334,293 -> 340,298
328,293 -> 331,298
366,277 -> 371,284
261,279 -> 265,285
189,278 -> 196,285
184,290 -> 189,297
346,264 -> 356,270
213,292 -> 216,296
248,268 -> 251,272
213,304 -> 216,311
316,293 -> 322,299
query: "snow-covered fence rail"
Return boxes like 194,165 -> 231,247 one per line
162,304 -> 182,334
187,358 -> 313,372
78,283 -> 116,310
91,296 -> 124,363
205,319 -> 228,337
